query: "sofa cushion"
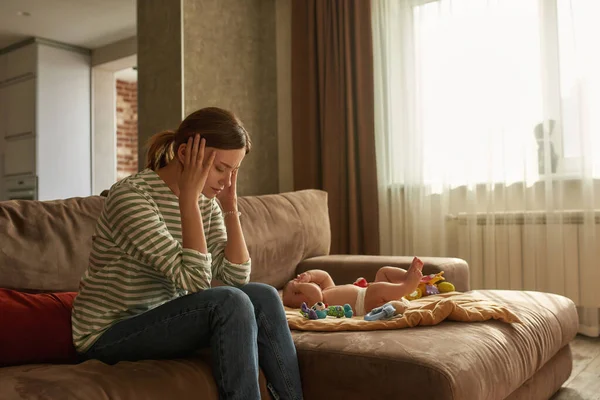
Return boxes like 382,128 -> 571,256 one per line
291,290 -> 578,400
0,197 -> 105,292
0,358 -> 271,400
0,289 -> 78,366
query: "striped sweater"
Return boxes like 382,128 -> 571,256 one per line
71,169 -> 251,352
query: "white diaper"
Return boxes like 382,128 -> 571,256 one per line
354,287 -> 368,316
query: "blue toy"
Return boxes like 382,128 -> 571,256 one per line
343,304 -> 354,318
364,303 -> 396,321
311,302 -> 328,319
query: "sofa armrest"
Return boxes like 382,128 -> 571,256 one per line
295,255 -> 470,292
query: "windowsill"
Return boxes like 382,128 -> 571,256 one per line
387,175 -> 600,191
446,209 -> 600,225
538,172 -> 594,181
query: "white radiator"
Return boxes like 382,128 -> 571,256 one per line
454,210 -> 600,335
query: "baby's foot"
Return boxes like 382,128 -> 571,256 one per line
405,257 -> 424,291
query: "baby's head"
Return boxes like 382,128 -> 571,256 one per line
282,279 -> 312,309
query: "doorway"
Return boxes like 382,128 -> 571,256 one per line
114,67 -> 138,181
91,54 -> 136,195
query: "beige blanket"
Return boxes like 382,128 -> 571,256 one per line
286,292 -> 521,331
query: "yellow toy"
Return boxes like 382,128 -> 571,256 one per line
438,281 -> 456,293
404,271 -> 456,301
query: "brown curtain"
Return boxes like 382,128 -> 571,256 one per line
291,0 -> 379,255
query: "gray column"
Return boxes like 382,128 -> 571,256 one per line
137,0 -> 183,171
137,0 -> 279,196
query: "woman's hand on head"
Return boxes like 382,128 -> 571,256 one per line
216,168 -> 238,211
178,134 -> 216,203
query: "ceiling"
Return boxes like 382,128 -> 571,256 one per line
0,0 -> 136,50
114,67 -> 137,82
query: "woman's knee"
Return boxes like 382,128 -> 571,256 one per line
239,283 -> 287,318
239,282 -> 280,302
197,286 -> 255,316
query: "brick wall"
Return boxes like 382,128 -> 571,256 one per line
116,79 -> 138,180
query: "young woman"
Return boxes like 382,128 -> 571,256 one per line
72,107 -> 303,400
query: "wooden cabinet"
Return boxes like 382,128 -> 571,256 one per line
4,78 -> 35,138
0,54 -> 6,83
4,175 -> 37,200
0,84 -> 4,199
0,86 -> 5,138
0,39 -> 91,201
5,45 -> 36,81
0,48 -> 37,183
4,135 -> 35,176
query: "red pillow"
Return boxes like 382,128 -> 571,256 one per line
0,289 -> 78,366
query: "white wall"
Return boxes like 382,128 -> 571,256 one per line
37,44 -> 91,200
92,68 -> 117,194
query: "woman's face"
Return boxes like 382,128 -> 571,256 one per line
201,147 -> 246,198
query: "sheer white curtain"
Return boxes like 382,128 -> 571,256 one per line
373,0 -> 600,336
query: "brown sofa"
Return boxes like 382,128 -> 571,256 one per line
0,189 -> 578,399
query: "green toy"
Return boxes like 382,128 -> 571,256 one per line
326,304 -> 353,318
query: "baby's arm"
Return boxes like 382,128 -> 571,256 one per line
296,283 -> 324,305
298,270 -> 335,290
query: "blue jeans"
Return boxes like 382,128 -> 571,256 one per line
79,283 -> 303,400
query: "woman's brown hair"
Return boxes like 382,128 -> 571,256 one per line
145,107 -> 252,171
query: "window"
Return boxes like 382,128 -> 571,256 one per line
556,0 -> 600,172
397,0 -> 600,187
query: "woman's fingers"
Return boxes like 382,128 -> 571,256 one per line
191,135 -> 201,165
197,135 -> 205,164
184,137 -> 193,166
230,169 -> 238,191
204,150 -> 216,171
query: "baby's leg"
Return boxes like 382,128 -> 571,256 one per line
366,259 -> 423,310
375,267 -> 407,283
375,257 -> 424,283
366,281 -> 418,309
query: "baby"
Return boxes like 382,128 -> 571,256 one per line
282,257 -> 424,316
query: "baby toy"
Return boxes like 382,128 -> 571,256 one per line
437,281 -> 455,293
404,271 -> 456,301
353,277 -> 369,288
343,304 -> 353,318
311,302 -> 329,319
364,303 -> 396,321
364,298 -> 409,321
326,304 -> 353,318
300,302 -> 354,319
300,303 -> 319,320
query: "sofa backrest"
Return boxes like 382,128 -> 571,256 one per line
0,196 -> 105,292
238,190 -> 330,288
0,189 -> 330,292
